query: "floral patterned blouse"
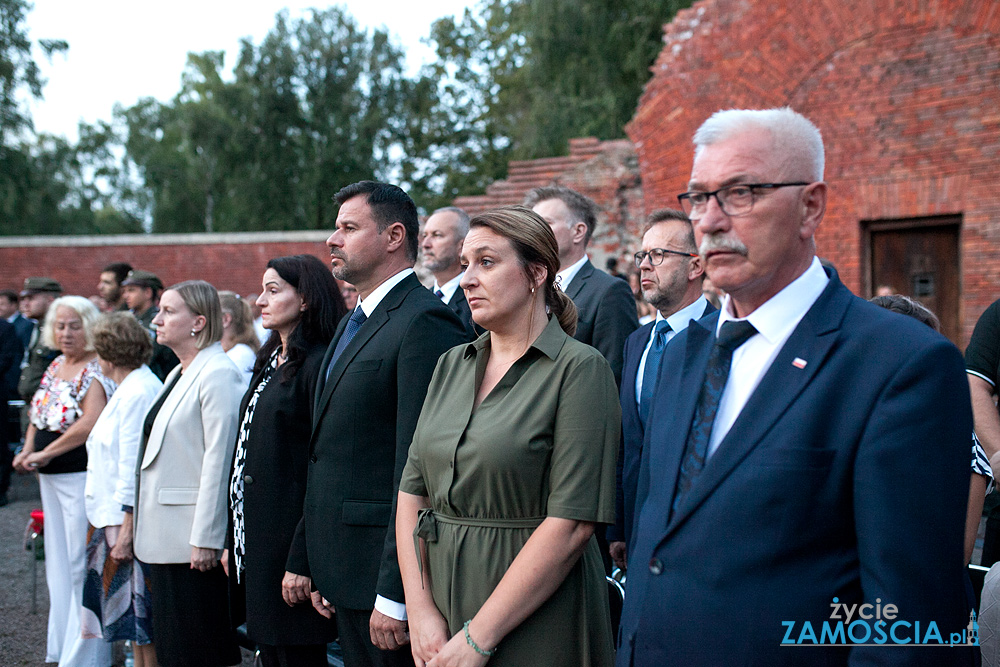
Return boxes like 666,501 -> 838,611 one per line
29,356 -> 113,434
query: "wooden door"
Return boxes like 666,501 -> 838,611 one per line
869,218 -> 961,345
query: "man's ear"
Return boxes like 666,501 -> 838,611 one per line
385,221 -> 407,252
799,182 -> 827,240
688,254 -> 705,282
571,221 -> 589,246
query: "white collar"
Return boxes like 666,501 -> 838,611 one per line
432,272 -> 463,304
556,254 -> 589,290
357,268 -> 414,317
661,295 -> 710,333
716,256 -> 829,343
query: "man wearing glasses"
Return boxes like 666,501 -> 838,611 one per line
618,108 -> 973,665
607,208 -> 713,571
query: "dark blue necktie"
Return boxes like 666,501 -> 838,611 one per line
639,320 -> 672,427
671,320 -> 758,517
434,289 -> 445,301
326,307 -> 367,380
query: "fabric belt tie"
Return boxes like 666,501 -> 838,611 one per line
413,509 -> 544,584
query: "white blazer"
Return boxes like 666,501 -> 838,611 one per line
84,365 -> 163,529
133,343 -> 243,564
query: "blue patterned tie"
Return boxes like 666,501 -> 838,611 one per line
671,320 -> 758,517
639,320 -> 672,427
326,307 -> 367,380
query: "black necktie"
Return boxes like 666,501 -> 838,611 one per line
671,320 -> 758,516
639,320 -> 672,427
326,307 -> 367,380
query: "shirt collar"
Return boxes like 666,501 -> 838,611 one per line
662,295 -> 710,334
717,256 -> 829,343
556,254 -> 589,291
465,315 -> 566,361
432,272 -> 463,304
357,268 -> 414,318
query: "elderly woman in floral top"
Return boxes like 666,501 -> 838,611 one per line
13,295 -> 114,667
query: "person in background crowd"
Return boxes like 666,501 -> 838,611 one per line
133,280 -> 243,667
81,312 -> 162,667
524,185 -> 638,387
338,280 -> 360,311
222,255 -> 345,667
872,294 -> 992,564
97,262 -> 133,312
608,209 -> 714,571
1,287 -> 33,349
965,295 -> 1000,567
619,107 -> 972,666
218,291 -> 260,386
0,317 -> 21,506
122,270 -> 179,381
421,206 -> 481,337
628,273 -> 655,325
12,295 -> 113,667
298,180 -> 468,667
247,293 -> 268,346
397,206 -> 618,666
605,256 -> 628,281
17,277 -> 63,404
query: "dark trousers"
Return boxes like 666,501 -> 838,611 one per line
258,642 -> 328,667
334,606 -> 415,667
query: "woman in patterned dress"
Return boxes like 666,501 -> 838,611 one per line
13,295 -> 113,667
81,312 -> 163,666
222,255 -> 345,666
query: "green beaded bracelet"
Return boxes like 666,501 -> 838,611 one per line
463,619 -> 496,657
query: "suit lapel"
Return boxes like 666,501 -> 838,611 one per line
564,259 -> 593,300
663,277 -> 851,534
313,316 -> 349,428
141,344 -> 219,468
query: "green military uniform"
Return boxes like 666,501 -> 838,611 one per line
17,325 -> 58,401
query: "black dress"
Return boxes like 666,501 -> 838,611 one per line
226,344 -> 336,648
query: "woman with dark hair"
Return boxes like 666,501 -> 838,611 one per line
397,206 -> 619,666
222,254 -> 345,666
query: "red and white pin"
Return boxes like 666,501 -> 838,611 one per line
792,358 -> 807,369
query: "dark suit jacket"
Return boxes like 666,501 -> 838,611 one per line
297,273 -> 470,610
227,343 -> 336,645
565,259 -> 639,386
618,270 -> 973,666
0,319 -> 20,397
446,287 -> 484,338
607,300 -> 714,548
8,313 -> 32,350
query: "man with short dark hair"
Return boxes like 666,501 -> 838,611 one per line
294,181 -> 469,667
607,209 -> 713,570
420,206 -> 480,335
17,277 -> 63,403
619,108 -> 972,666
0,288 -> 31,349
97,262 -> 133,311
122,270 -> 178,380
525,185 -> 638,385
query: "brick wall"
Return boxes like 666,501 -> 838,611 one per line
0,232 -> 331,299
627,0 -> 1000,344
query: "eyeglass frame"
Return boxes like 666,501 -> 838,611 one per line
676,182 -> 811,219
633,247 -> 699,268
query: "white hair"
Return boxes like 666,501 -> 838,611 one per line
42,295 -> 101,351
693,107 -> 825,181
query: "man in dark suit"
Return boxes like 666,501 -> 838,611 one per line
619,109 -> 973,665
297,181 -> 469,667
607,209 -> 713,571
525,186 -> 638,385
420,206 -> 481,336
0,289 -> 32,350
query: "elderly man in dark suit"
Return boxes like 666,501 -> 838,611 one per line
420,206 -> 481,336
619,108 -> 973,666
525,186 -> 638,385
607,208 -> 713,571
296,181 -> 469,667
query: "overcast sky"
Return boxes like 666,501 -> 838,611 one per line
25,1 -> 475,141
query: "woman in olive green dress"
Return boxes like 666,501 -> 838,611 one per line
397,206 -> 620,667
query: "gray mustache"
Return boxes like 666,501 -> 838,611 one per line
699,234 -> 748,256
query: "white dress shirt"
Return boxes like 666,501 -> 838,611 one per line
556,254 -> 589,291
708,257 -> 829,457
84,365 -> 163,528
432,273 -> 463,304
635,296 -> 709,403
226,343 -> 257,387
356,267 -> 414,621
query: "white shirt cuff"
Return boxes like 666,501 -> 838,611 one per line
374,595 -> 408,621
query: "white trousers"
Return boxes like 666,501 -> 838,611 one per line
38,472 -> 112,667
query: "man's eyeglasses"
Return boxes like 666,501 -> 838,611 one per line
634,248 -> 698,268
677,182 -> 810,219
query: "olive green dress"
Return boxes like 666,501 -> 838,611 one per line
399,316 -> 619,666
